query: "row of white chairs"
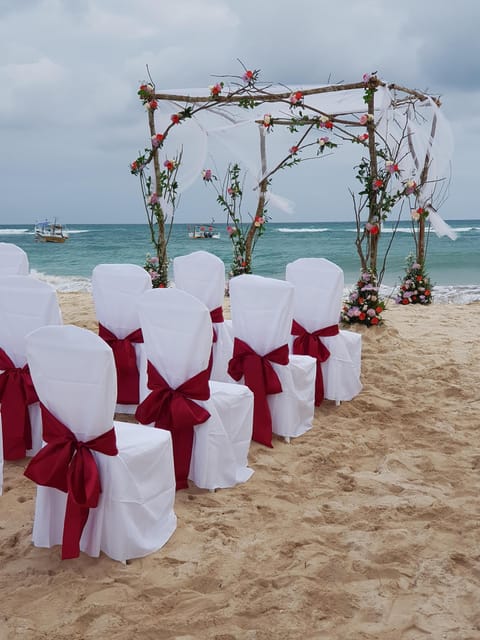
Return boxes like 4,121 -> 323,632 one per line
0,245 -> 362,563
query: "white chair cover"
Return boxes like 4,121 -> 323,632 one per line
137,288 -> 253,490
228,274 -> 316,443
0,243 -> 29,275
0,276 -> 62,462
25,324 -> 177,561
92,264 -> 152,414
286,258 -> 362,402
173,251 -> 234,382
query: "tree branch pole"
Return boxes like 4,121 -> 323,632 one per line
366,82 -> 379,274
147,109 -> 168,282
417,112 -> 438,265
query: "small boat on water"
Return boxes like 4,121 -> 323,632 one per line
188,223 -> 220,239
34,219 -> 69,243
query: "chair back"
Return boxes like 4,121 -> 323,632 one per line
229,274 -> 294,355
138,288 -> 212,389
0,276 -> 62,367
92,264 -> 151,338
0,243 -> 29,275
173,250 -> 225,311
286,258 -> 344,330
26,325 -> 116,441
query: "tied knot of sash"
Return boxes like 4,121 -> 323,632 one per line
135,362 -> 211,490
0,348 -> 38,460
291,319 -> 339,405
98,324 -> 143,404
210,306 -> 224,343
227,338 -> 289,448
24,405 -> 118,560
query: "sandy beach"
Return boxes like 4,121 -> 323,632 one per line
1,293 -> 480,640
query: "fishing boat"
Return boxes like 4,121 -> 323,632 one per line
188,223 -> 220,239
34,219 -> 69,243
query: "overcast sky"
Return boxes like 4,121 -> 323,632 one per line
1,0 -> 479,225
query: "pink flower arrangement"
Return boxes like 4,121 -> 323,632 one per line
170,113 -> 181,125
411,206 -> 428,221
254,216 -> 265,227
263,114 -> 272,130
289,91 -> 303,106
362,73 -> 372,84
209,82 -> 223,97
151,133 -> 164,148
164,159 -> 175,172
147,192 -> 158,205
146,99 -> 158,111
372,178 -> 383,190
358,133 -> 369,142
202,169 -> 213,182
242,70 -> 254,83
386,160 -> 400,174
405,180 -> 417,195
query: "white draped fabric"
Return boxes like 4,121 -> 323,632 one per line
0,243 -> 29,275
92,264 -> 152,413
228,274 -> 316,440
0,276 -> 62,464
286,258 -> 362,403
137,288 -> 253,490
150,81 -> 453,234
173,251 -> 234,383
26,324 -> 177,561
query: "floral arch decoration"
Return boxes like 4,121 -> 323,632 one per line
131,67 -> 454,322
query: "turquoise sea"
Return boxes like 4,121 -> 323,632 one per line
1,221 -> 479,303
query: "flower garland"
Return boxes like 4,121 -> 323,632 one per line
395,255 -> 432,305
341,270 -> 385,327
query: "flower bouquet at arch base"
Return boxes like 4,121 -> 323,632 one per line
341,270 -> 385,327
395,254 -> 433,305
143,253 -> 166,289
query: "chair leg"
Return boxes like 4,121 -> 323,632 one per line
335,400 -> 341,407
284,436 -> 291,444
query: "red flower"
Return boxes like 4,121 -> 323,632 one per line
359,312 -> 366,321
147,99 -> 158,110
164,160 -> 175,172
369,224 -> 379,235
358,297 -> 364,304
425,289 -> 431,296
325,121 -> 333,130
171,113 -> 180,125
289,145 -> 299,155
375,306 -> 383,314
373,179 -> 383,190
402,298 -> 409,305
243,70 -> 254,83
371,317 -> 379,325
416,275 -> 423,282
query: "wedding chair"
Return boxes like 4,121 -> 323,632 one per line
0,242 -> 29,275
228,274 -> 316,447
0,275 -> 62,462
285,258 -> 362,405
173,250 -> 233,382
136,287 -> 254,491
23,324 -> 177,561
92,263 -> 152,414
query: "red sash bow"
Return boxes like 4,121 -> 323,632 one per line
24,405 -> 118,560
228,338 -> 289,448
291,319 -> 339,405
135,362 -> 211,490
98,324 -> 143,404
210,306 -> 224,343
0,348 -> 38,460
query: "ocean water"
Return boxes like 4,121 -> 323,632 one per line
1,221 -> 479,303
